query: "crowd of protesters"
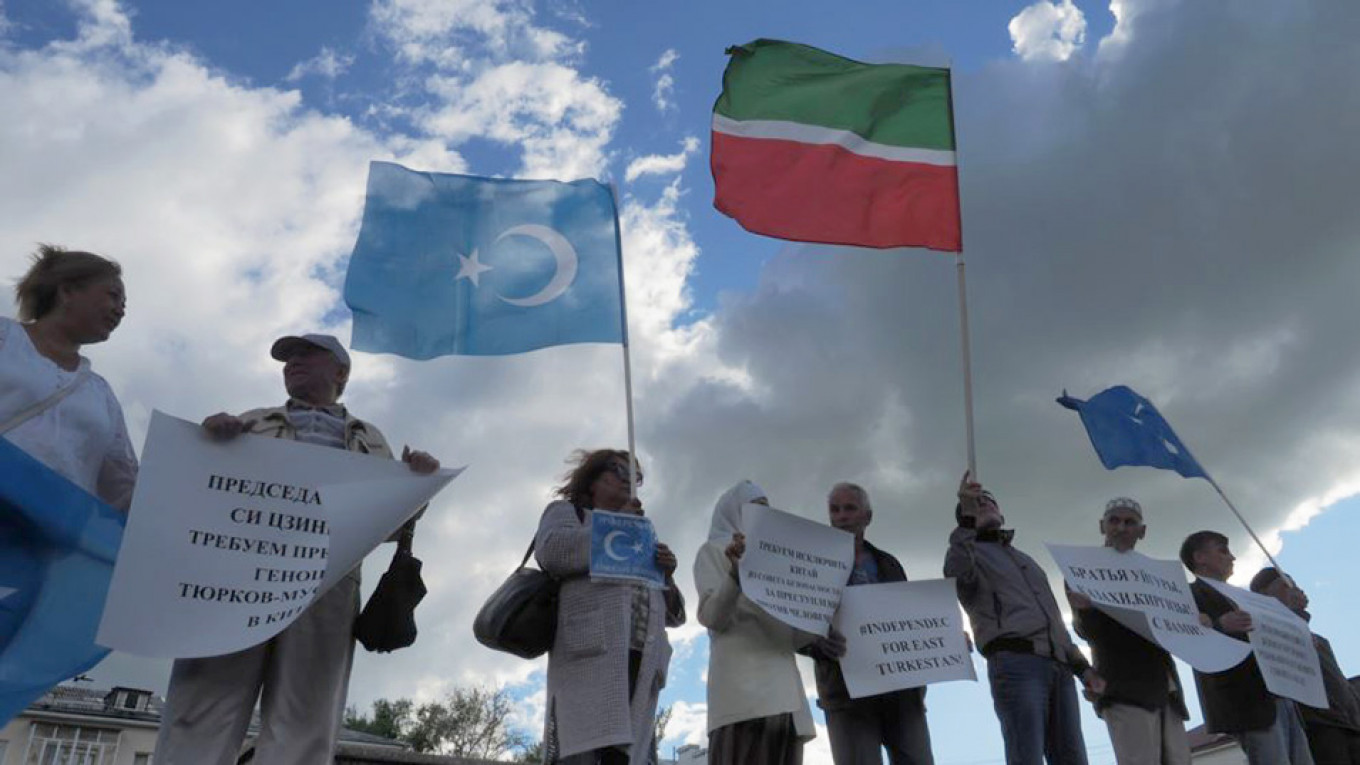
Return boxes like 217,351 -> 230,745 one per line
7,245 -> 1359,765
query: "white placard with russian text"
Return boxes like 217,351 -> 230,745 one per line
1048,544 -> 1252,674
738,503 -> 854,636
834,579 -> 976,698
1201,578 -> 1327,708
98,411 -> 459,658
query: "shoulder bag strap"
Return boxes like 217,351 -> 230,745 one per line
519,503 -> 587,570
0,367 -> 92,435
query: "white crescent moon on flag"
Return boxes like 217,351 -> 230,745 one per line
603,530 -> 632,562
494,224 -> 579,307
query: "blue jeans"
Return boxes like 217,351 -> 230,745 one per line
987,651 -> 1088,765
1234,698 -> 1315,765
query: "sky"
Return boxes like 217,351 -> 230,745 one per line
2,0 -> 1360,763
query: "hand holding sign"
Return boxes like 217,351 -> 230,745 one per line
1201,578 -> 1326,708
99,412 -> 460,659
833,579 -> 976,698
589,510 -> 662,588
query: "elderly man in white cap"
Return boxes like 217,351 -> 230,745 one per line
154,333 -> 439,765
1068,498 -> 1191,765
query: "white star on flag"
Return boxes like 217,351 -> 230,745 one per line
455,250 -> 494,287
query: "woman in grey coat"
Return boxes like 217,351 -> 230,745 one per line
536,449 -> 686,765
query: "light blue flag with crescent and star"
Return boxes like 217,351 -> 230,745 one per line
343,161 -> 626,359
1057,385 -> 1208,480
0,437 -> 124,725
589,510 -> 662,589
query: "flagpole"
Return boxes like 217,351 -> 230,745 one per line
1205,476 -> 1283,573
621,342 -> 639,503
956,258 -> 977,480
608,183 -> 640,501
946,71 -> 978,480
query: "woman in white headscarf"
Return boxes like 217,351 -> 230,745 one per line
694,481 -> 815,764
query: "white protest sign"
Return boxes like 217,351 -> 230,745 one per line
1201,578 -> 1327,708
98,411 -> 460,658
1048,544 -> 1252,674
834,579 -> 976,698
739,503 -> 854,636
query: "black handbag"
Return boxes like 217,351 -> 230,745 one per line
474,506 -> 584,659
472,540 -> 558,659
354,521 -> 426,653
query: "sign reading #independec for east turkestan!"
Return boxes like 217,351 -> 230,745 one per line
834,579 -> 976,697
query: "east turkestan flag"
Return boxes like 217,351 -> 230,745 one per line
344,161 -> 626,359
712,39 -> 961,252
1058,386 -> 1209,480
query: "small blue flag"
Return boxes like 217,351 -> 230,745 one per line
1057,385 -> 1208,479
0,437 -> 124,724
589,510 -> 662,589
343,161 -> 626,359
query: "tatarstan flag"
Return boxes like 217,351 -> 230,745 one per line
712,39 -> 961,252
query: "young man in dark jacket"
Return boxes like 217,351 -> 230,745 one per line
1181,531 -> 1314,765
803,482 -> 935,765
1068,498 -> 1190,764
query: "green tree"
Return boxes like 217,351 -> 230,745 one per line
344,698 -> 413,741
406,685 -> 529,758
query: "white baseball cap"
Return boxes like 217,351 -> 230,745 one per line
270,333 -> 351,367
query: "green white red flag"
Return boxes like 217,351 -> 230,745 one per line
711,39 -> 961,252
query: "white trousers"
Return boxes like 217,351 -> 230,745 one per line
1102,702 -> 1191,765
153,575 -> 360,765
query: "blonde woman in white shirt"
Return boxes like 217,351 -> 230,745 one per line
1,244 -> 136,509
694,481 -> 815,764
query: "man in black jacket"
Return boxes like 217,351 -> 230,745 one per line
803,482 -> 935,765
1069,498 -> 1190,764
1181,531 -> 1314,765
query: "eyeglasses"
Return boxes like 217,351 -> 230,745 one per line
605,460 -> 643,486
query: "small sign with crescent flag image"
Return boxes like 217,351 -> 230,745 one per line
589,510 -> 662,588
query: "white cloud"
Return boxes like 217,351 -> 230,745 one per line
651,48 -> 679,113
369,0 -> 579,65
625,136 -> 700,183
1008,0 -> 1087,61
663,700 -> 708,747
369,0 -> 617,179
422,61 -> 621,179
285,46 -> 354,82
1097,0 -> 1181,58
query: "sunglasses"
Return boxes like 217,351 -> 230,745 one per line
605,460 -> 643,486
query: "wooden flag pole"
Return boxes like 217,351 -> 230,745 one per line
956,256 -> 977,480
621,340 -> 639,503
608,183 -> 640,501
946,73 -> 977,480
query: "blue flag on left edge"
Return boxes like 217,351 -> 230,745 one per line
343,161 -> 626,359
0,437 -> 124,725
1057,385 -> 1208,479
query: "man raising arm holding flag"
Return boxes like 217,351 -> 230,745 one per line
945,473 -> 1102,765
